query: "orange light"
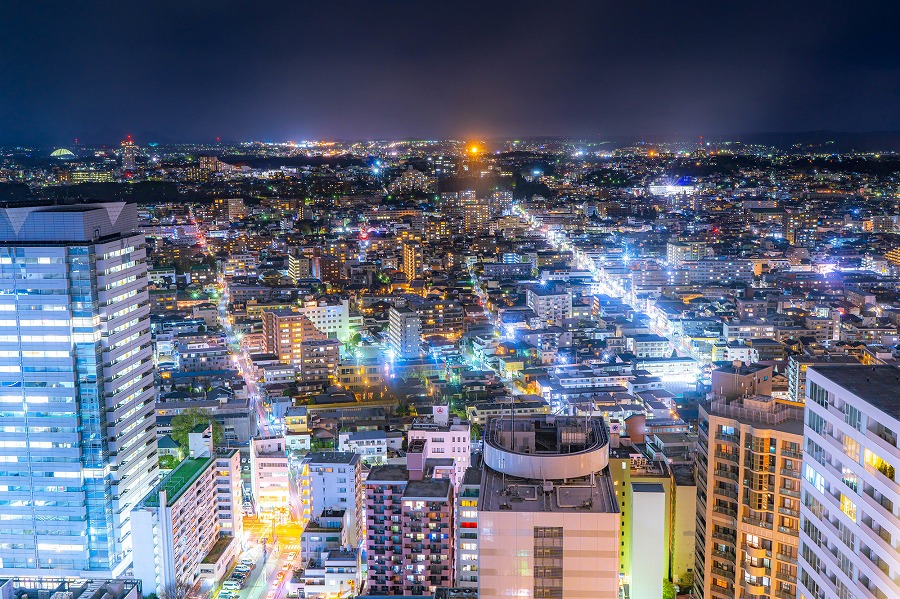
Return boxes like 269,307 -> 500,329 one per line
468,145 -> 479,154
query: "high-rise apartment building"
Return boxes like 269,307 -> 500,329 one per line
298,452 -> 364,547
132,426 -> 240,594
525,285 -> 572,327
120,136 -> 137,170
798,365 -> 900,599
363,465 -> 454,596
402,241 -> 423,282
298,339 -> 340,383
262,308 -> 326,365
388,305 -> 421,359
455,468 -> 481,588
251,436 -> 290,519
478,415 -> 621,599
695,394 -> 805,599
226,197 -> 246,220
0,203 -> 158,576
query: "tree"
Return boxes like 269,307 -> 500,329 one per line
170,408 -> 223,448
159,580 -> 191,599
677,572 -> 694,590
663,579 -> 676,599
159,454 -> 181,470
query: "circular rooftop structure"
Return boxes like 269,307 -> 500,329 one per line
50,148 -> 75,158
483,414 -> 610,480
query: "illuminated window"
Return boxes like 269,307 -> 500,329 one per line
840,494 -> 857,522
865,449 -> 895,481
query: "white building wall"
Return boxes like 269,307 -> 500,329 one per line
629,484 -> 665,599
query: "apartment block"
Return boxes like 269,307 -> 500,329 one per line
251,436 -> 290,519
695,395 -> 805,599
299,452 -> 364,547
798,365 -> 900,599
455,468 -> 481,588
132,427 -> 239,594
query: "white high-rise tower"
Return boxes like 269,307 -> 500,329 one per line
0,202 -> 158,576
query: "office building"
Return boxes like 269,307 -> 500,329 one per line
0,203 -> 158,576
388,305 -> 421,358
695,394 -> 805,599
798,365 -> 900,599
478,415 -> 621,599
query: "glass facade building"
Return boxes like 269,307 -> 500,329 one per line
0,203 -> 157,576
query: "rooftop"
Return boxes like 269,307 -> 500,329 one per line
0,578 -> 140,599
404,478 -> 452,500
142,456 -> 213,507
480,463 -> 618,514
809,364 -> 900,419
367,464 -> 409,484
303,451 -> 360,465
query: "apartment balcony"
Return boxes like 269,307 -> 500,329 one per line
712,531 -> 737,546
775,570 -> 797,584
776,552 -> 798,565
714,468 -> 739,482
712,549 -> 736,563
710,566 -> 734,579
717,432 -> 740,445
741,515 -> 773,531
742,579 -> 769,595
716,488 -> 739,501
742,561 -> 771,578
713,505 -> 738,520
715,451 -> 739,463
741,544 -> 771,560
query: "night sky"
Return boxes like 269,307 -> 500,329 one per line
1,1 -> 899,144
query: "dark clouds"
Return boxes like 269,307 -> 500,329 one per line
1,1 -> 898,144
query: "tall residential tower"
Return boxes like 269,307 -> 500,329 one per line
0,203 -> 158,576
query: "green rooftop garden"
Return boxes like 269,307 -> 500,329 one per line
143,456 -> 213,507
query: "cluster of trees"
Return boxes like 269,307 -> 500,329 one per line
158,409 -> 225,471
